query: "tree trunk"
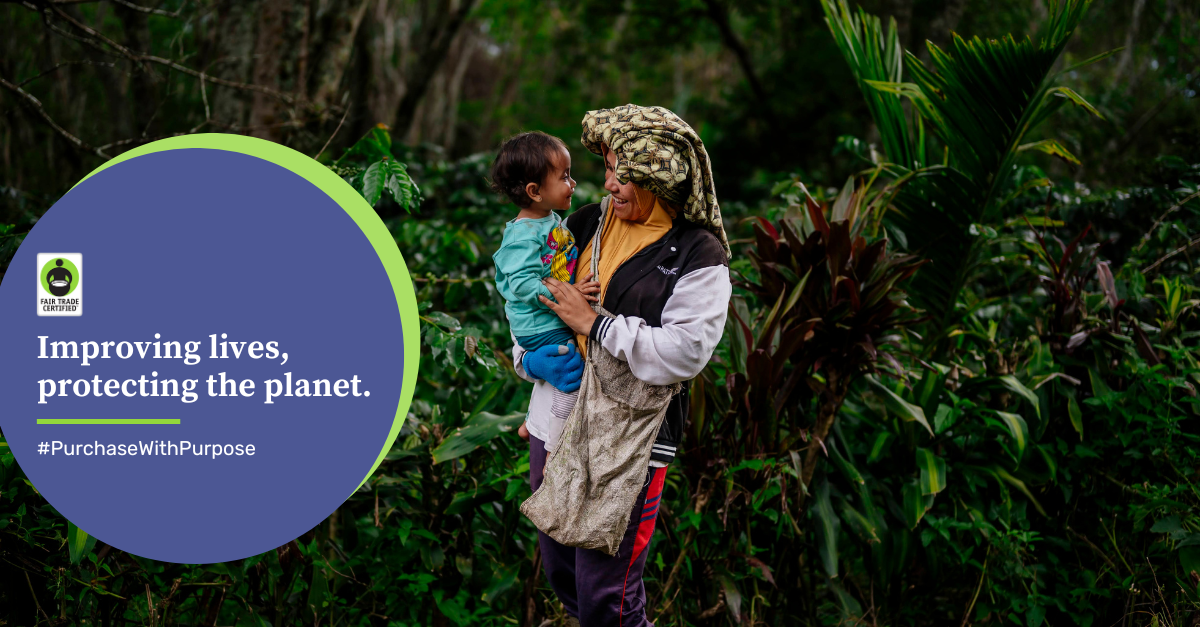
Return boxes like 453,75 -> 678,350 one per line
209,0 -> 261,129
441,32 -> 476,154
248,0 -> 291,141
1112,0 -> 1147,86
309,0 -> 373,109
392,0 -> 478,138
701,0 -> 776,124
115,4 -> 157,139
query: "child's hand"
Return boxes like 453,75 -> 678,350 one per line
518,422 -> 531,441
572,270 -> 600,303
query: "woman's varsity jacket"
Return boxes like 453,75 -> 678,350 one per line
512,201 -> 731,465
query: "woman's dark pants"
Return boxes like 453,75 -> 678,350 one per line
529,435 -> 666,627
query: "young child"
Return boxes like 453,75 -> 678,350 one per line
490,131 -> 595,431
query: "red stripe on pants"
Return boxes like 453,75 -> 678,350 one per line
620,467 -> 667,627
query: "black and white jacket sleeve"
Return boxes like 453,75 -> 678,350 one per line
588,265 -> 730,385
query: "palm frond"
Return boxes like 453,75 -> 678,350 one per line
826,0 -> 1104,338
822,0 -> 919,169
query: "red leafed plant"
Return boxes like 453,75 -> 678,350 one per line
725,178 -> 927,504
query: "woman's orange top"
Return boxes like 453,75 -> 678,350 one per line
574,197 -> 675,355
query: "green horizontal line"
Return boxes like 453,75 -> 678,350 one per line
37,419 -> 180,425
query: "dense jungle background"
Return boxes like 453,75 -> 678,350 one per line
2,0 -> 1200,625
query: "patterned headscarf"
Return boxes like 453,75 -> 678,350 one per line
581,104 -> 730,257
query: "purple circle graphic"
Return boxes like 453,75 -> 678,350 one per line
0,149 -> 405,563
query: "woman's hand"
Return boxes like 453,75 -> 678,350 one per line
540,277 -> 599,335
572,270 -> 600,303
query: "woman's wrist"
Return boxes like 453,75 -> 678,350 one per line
574,312 -> 599,336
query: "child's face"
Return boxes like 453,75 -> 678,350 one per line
531,148 -> 575,211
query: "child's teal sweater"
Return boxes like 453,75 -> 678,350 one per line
492,212 -> 578,338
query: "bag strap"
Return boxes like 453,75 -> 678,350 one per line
591,195 -> 608,282
588,196 -> 617,325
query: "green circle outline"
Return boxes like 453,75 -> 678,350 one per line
72,134 -> 420,496
41,257 -> 80,297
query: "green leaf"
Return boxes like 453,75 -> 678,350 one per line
422,311 -> 462,333
1026,604 -> 1047,627
1004,213 -> 1061,228
1068,394 -> 1083,440
335,125 -> 393,164
430,412 -> 525,464
865,376 -> 933,435
912,367 -> 942,407
1036,444 -> 1058,482
66,521 -> 97,565
827,578 -> 865,620
420,542 -> 445,572
933,404 -> 954,433
381,159 -> 422,212
813,479 -> 840,577
1047,85 -> 1104,119
1181,547 -> 1200,578
839,502 -> 880,544
362,161 -> 385,206
1178,533 -> 1200,549
480,564 -> 518,606
1017,139 -> 1080,165
1088,367 -> 1111,397
990,411 -> 1029,459
395,518 -> 413,545
997,375 -> 1041,419
206,562 -> 243,585
915,448 -> 947,495
1151,516 -> 1182,534
829,439 -> 864,486
863,79 -> 924,99
866,432 -> 893,463
902,480 -> 926,529
433,589 -> 468,625
469,378 -> 506,417
1062,47 -> 1123,73
715,566 -> 744,623
308,566 -> 329,611
991,465 -> 1047,516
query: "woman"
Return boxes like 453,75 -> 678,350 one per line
514,104 -> 731,627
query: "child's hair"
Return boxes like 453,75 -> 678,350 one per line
489,131 -> 569,207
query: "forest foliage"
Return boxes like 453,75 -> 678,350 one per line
2,0 -> 1200,625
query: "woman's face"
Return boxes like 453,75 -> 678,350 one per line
604,148 -> 655,221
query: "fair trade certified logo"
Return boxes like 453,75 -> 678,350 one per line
37,253 -> 82,316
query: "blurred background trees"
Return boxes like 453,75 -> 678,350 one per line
2,0 -> 1196,228
2,0 -> 1200,626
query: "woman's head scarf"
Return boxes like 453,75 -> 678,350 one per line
581,104 -> 730,257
